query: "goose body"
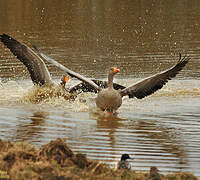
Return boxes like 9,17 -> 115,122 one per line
96,67 -> 122,112
96,87 -> 122,112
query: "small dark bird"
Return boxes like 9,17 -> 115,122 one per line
149,166 -> 162,180
117,154 -> 133,170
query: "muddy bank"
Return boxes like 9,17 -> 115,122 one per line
0,139 -> 198,180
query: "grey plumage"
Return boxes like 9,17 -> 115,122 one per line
120,55 -> 190,99
0,34 -> 53,86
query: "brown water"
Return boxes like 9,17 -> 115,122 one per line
0,0 -> 200,177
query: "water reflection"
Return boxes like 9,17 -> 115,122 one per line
15,111 -> 48,142
90,111 -> 188,171
95,114 -> 124,147
134,120 -> 187,169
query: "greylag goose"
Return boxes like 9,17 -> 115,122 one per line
0,34 -> 125,95
117,154 -> 133,170
33,46 -> 190,112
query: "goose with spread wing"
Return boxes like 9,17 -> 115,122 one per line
0,34 -> 125,96
33,46 -> 190,112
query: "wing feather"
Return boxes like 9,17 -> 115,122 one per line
32,45 -> 100,91
120,55 -> 190,99
0,34 -> 52,85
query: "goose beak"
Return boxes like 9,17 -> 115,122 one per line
64,76 -> 69,83
113,67 -> 120,73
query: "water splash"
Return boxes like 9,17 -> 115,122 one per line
0,81 -> 26,103
0,80 -> 199,112
21,85 -> 76,104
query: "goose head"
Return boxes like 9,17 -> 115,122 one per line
109,67 -> 120,75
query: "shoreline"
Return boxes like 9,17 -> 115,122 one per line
0,138 -> 198,180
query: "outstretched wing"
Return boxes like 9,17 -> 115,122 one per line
120,55 -> 190,99
32,45 -> 101,91
0,34 -> 52,85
